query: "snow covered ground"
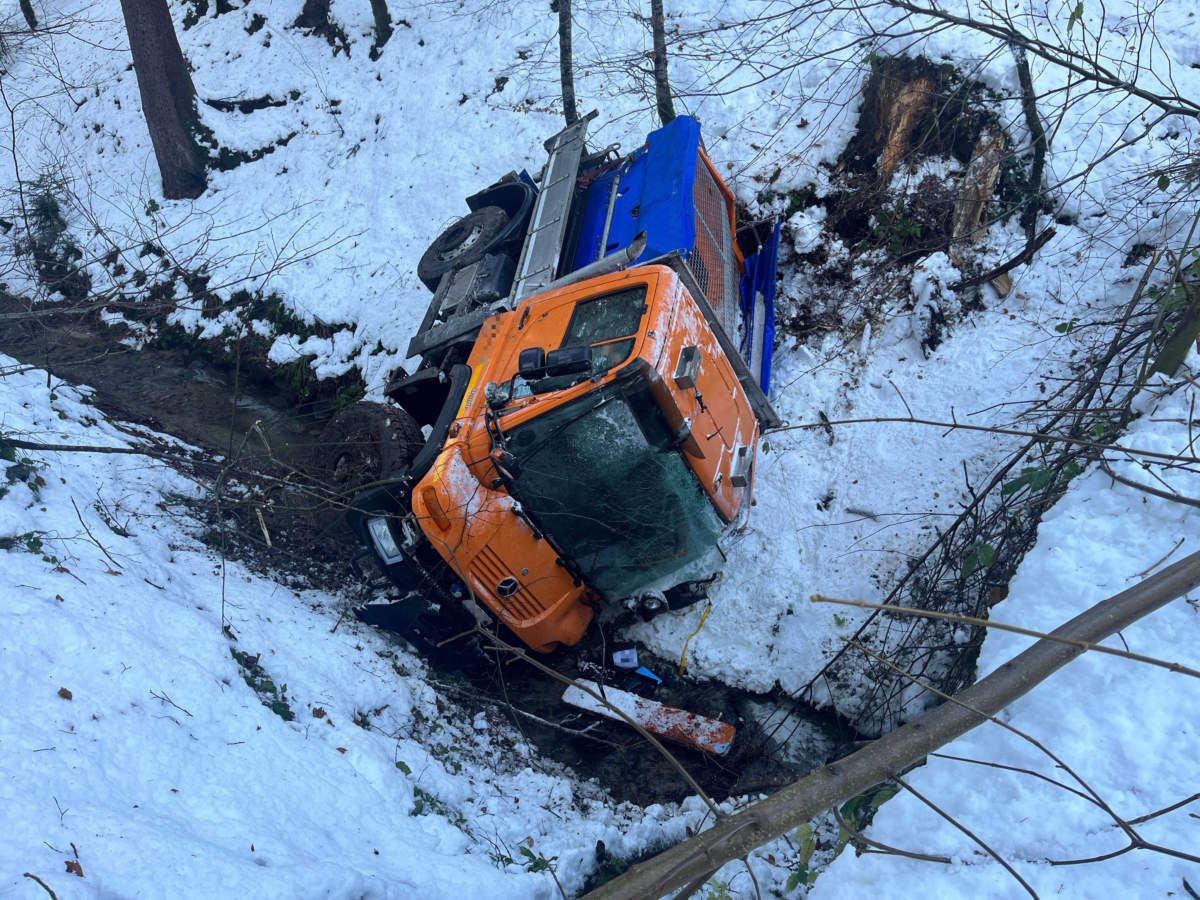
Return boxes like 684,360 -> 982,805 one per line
808,359 -> 1200,898
3,0 -> 1200,896
0,356 -> 713,897
6,0 -> 1196,709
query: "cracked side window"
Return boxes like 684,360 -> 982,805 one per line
560,285 -> 647,374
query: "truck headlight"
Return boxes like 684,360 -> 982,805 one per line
366,516 -> 405,565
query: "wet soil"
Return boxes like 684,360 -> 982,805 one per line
0,297 -> 858,804
0,298 -> 327,465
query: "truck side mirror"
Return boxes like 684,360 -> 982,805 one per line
545,345 -> 591,377
518,347 -> 547,379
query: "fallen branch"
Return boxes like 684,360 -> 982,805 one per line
583,551 -> 1200,899
22,873 -> 58,900
949,226 -> 1055,291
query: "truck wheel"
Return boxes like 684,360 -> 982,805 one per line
316,401 -> 424,496
417,205 -> 509,291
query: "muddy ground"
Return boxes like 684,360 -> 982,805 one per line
0,296 -> 857,805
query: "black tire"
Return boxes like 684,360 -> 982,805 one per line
417,205 -> 509,291
316,401 -> 424,496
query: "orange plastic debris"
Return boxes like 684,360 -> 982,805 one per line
561,679 -> 735,756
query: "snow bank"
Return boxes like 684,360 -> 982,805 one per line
810,359 -> 1200,897
0,356 -> 699,898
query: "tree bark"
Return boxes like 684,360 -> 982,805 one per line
1012,43 -> 1047,244
650,0 -> 675,124
584,550 -> 1200,899
557,0 -> 578,126
950,129 -> 1011,294
369,0 -> 393,53
119,0 -> 207,199
19,0 -> 37,30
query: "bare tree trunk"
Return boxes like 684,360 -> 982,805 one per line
557,0 -> 578,126
119,0 -> 207,199
369,0 -> 393,54
294,0 -> 351,56
1012,44 -> 1047,244
294,0 -> 333,29
584,550 -> 1200,899
19,0 -> 37,30
650,0 -> 675,125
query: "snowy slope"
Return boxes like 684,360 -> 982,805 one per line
0,356 -> 710,898
6,0 -> 1198,707
807,356 -> 1200,898
3,0 -> 1200,896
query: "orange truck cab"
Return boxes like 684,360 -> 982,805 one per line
343,112 -> 781,655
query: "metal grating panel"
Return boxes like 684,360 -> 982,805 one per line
688,160 -> 739,341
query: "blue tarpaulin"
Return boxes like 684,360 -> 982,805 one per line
570,117 -> 701,270
739,219 -> 780,396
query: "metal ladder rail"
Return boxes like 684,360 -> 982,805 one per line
508,110 -> 597,306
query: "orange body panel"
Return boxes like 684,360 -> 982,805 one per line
411,264 -> 759,653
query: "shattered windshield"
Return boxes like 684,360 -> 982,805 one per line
506,386 -> 722,599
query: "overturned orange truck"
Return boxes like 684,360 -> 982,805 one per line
332,112 -> 780,687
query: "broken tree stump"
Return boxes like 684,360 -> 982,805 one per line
950,128 -> 1010,295
878,76 -> 938,180
841,58 -> 939,180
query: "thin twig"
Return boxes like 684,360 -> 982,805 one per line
22,873 -> 58,900
814,595 -> 1200,679
1136,538 -> 1187,577
893,773 -> 1039,899
1127,793 -> 1200,826
770,414 -> 1198,466
69,497 -> 121,569
1100,458 -> 1200,510
149,689 -> 193,718
832,805 -> 952,863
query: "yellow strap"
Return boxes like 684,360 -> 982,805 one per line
679,600 -> 712,675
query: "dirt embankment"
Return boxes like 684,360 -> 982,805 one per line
0,293 -> 858,805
